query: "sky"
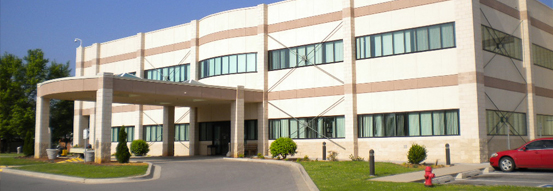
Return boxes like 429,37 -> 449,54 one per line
1,0 -> 552,77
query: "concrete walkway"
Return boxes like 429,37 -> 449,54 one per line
371,163 -> 490,183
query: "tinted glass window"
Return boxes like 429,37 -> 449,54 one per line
544,140 -> 553,149
525,141 -> 545,150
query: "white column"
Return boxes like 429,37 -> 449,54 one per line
94,73 -> 113,163
162,106 -> 175,156
256,3 -> 269,156
342,0 -> 358,158
35,96 -> 50,158
519,0 -> 536,140
231,86 -> 245,157
73,102 -> 85,147
135,105 -> 143,143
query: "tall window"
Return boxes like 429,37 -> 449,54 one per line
481,25 -> 522,60
111,126 -> 135,142
199,53 -> 257,79
144,64 -> 190,82
269,40 -> 343,70
356,22 -> 455,60
358,110 -> 459,137
269,116 -> 345,140
245,120 -> 257,140
144,125 -> 163,142
486,110 -> 526,135
533,44 -> 553,70
175,124 -> 189,141
536,115 -> 553,136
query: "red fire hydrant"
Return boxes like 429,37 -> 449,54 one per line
424,166 -> 435,187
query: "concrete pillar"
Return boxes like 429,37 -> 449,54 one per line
190,20 -> 199,81
89,112 -> 96,148
162,106 -> 175,156
231,86 -> 245,157
189,107 -> 199,155
35,96 -> 50,158
456,0 -> 488,163
94,73 -> 113,163
519,0 -> 536,140
256,3 -> 269,156
73,101 -> 86,147
342,0 -> 358,158
135,105 -> 144,142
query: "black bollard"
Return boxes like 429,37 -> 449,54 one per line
369,149 -> 375,176
445,143 -> 450,165
322,142 -> 327,160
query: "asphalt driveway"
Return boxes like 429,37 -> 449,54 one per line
0,156 -> 309,191
449,169 -> 553,188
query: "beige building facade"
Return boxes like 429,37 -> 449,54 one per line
35,0 -> 553,163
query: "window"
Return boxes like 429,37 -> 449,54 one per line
144,125 -> 163,142
199,53 -> 257,79
486,110 -> 526,136
269,40 -> 344,70
144,64 -> 190,82
358,110 -> 459,137
356,22 -> 455,60
269,116 -> 345,140
481,25 -> 522,60
245,120 -> 258,140
533,44 -> 553,70
175,124 -> 189,141
111,126 -> 134,142
199,120 -> 257,141
536,115 -> 553,136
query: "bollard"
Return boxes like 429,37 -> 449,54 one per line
322,142 -> 327,160
445,143 -> 451,165
369,149 -> 375,176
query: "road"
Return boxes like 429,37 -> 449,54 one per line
450,169 -> 553,188
0,157 -> 308,191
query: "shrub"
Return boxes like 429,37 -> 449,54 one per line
257,153 -> 265,159
303,155 -> 310,162
131,139 -> 149,156
115,126 -> 131,163
328,151 -> 338,161
270,137 -> 297,159
238,154 -> 245,158
349,154 -> 364,161
23,131 -> 34,157
407,143 -> 427,164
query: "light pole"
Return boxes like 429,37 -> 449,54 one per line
74,38 -> 82,47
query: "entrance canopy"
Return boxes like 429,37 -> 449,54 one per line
37,73 -> 263,106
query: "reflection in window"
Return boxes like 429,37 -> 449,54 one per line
486,110 -> 526,135
175,124 -> 189,141
358,110 -> 459,137
144,64 -> 190,82
144,125 -> 162,142
199,53 -> 257,79
481,25 -> 522,60
269,116 -> 345,139
269,40 -> 344,71
533,44 -> 553,70
536,115 -> 553,136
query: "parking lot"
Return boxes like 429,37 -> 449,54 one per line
449,169 -> 553,188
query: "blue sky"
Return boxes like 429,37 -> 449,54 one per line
1,0 -> 552,76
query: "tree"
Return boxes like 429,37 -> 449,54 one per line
115,126 -> 131,163
0,49 -> 73,153
23,131 -> 34,156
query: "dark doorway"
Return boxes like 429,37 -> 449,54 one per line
200,121 -> 231,155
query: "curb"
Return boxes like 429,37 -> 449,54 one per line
223,158 -> 319,191
1,162 -> 159,184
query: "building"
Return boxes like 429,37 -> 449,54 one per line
35,0 -> 553,163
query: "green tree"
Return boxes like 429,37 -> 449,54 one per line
0,49 -> 73,152
115,126 -> 131,163
23,131 -> 34,156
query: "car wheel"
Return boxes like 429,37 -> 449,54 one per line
499,157 -> 515,172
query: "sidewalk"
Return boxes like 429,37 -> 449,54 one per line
371,163 -> 490,183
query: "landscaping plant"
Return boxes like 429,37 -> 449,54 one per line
328,151 -> 339,161
115,126 -> 131,163
130,139 -> 149,156
407,143 -> 427,164
270,137 -> 297,159
23,131 -> 34,156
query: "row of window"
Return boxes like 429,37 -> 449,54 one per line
144,64 -> 190,82
486,110 -> 527,136
111,126 -> 135,142
358,110 -> 459,137
269,40 -> 344,71
269,116 -> 345,140
536,115 -> 553,136
199,53 -> 257,79
481,25 -> 522,60
356,23 -> 455,59
533,44 -> 553,70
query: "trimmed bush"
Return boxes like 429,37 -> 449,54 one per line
407,143 -> 427,164
131,139 -> 149,156
270,137 -> 297,159
115,126 -> 131,163
23,131 -> 34,157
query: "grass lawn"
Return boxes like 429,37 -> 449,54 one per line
300,161 -> 545,191
15,162 -> 149,178
0,153 -> 47,166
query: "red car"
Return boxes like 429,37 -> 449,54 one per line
489,138 -> 553,172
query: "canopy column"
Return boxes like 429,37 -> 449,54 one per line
35,96 -> 50,158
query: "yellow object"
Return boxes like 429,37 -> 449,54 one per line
61,149 -> 68,156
